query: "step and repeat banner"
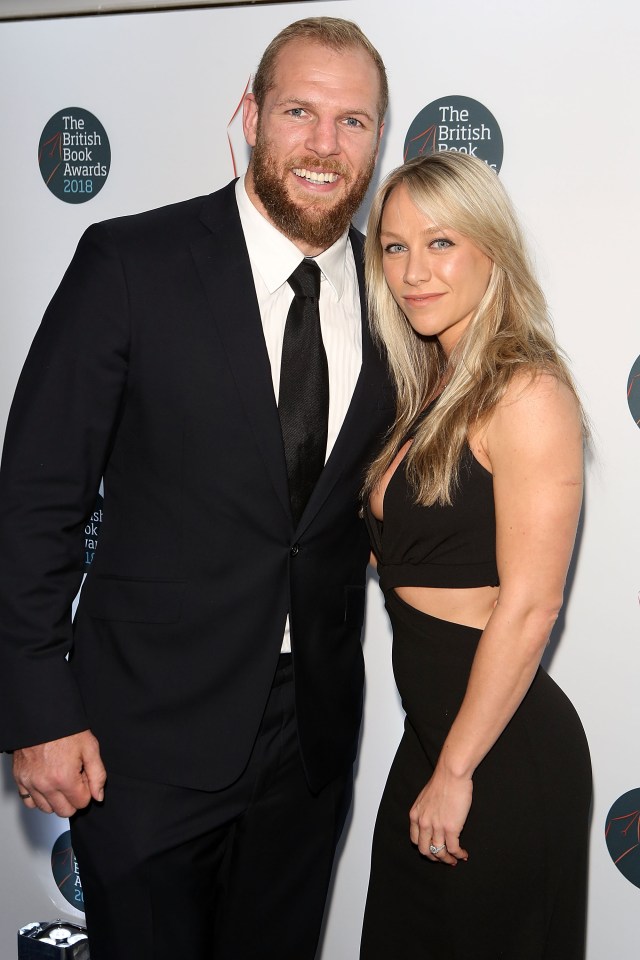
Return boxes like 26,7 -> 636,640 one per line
0,1 -> 638,956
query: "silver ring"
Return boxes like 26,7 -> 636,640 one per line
429,843 -> 446,855
18,792 -> 31,800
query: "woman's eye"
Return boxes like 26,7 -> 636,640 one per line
431,238 -> 452,251
384,243 -> 406,254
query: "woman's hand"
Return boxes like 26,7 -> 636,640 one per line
409,764 -> 471,866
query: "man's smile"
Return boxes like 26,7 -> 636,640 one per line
292,167 -> 340,184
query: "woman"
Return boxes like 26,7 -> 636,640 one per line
360,153 -> 591,959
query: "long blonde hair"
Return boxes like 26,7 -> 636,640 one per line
363,152 -> 585,505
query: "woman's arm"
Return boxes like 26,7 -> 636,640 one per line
409,372 -> 584,865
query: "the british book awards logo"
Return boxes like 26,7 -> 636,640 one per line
605,789 -> 640,888
404,95 -> 503,172
38,107 -> 110,203
84,493 -> 104,570
51,830 -> 85,910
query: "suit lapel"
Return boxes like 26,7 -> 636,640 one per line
190,183 -> 291,521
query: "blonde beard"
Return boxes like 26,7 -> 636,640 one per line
251,140 -> 376,250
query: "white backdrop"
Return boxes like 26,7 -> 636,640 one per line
1,1 -> 639,957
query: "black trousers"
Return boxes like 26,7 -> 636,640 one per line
71,657 -> 352,960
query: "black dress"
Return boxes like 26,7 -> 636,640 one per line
360,435 -> 591,960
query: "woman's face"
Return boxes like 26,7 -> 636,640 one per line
379,182 -> 493,356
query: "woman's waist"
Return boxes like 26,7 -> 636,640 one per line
392,583 -> 498,632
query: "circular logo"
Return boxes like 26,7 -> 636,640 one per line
38,107 -> 110,203
51,830 -> 85,910
404,96 -> 503,171
605,789 -> 640,888
627,354 -> 640,429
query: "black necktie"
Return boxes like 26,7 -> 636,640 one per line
278,258 -> 329,526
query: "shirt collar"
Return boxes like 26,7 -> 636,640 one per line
236,175 -> 350,299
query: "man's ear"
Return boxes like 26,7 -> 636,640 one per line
243,94 -> 259,148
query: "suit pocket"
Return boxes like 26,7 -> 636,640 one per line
82,576 -> 185,623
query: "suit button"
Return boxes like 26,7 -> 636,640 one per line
290,544 -> 300,557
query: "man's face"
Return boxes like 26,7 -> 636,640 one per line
243,39 -> 384,255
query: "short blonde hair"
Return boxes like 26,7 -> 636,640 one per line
252,17 -> 388,123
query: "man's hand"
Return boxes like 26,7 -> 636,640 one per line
13,730 -> 106,818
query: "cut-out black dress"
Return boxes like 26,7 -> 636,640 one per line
360,424 -> 591,960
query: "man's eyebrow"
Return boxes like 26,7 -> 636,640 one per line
273,97 -> 375,123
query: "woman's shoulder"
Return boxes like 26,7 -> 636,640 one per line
478,368 -> 582,470
496,368 -> 579,421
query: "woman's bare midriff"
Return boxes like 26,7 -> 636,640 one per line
393,584 -> 498,631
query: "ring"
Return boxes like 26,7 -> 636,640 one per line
429,843 -> 446,855
18,792 -> 31,800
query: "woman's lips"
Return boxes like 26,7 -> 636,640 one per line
403,293 -> 446,305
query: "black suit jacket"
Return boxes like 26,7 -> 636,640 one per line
0,181 -> 393,792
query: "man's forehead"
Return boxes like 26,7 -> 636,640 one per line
272,38 -> 377,80
268,39 -> 381,113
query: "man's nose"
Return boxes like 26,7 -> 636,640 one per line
305,118 -> 340,157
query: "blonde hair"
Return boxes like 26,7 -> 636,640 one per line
252,17 -> 388,123
363,152 -> 586,505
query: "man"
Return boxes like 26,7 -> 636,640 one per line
0,17 -> 392,960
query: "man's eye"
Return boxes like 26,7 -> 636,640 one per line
344,117 -> 363,128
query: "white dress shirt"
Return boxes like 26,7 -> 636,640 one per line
235,176 -> 363,652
